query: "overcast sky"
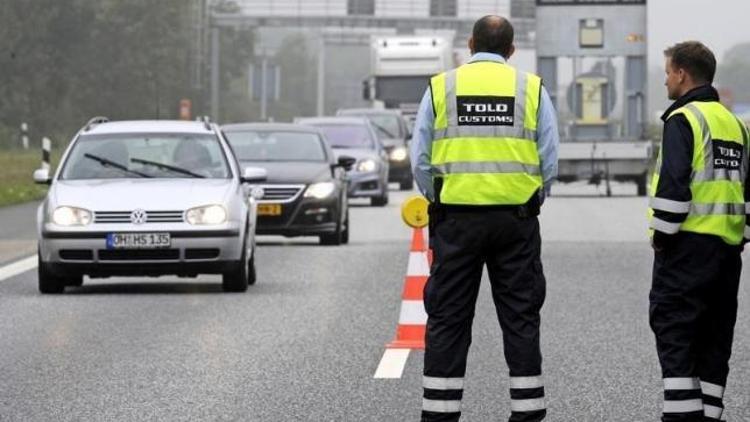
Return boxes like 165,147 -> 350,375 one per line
648,0 -> 750,65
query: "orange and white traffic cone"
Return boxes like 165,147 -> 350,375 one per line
386,227 -> 430,350
374,195 -> 431,379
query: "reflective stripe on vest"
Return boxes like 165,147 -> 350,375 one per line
649,101 -> 749,245
430,62 -> 542,205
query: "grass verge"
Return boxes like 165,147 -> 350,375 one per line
0,150 -> 60,207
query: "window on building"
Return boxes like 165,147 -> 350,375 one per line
511,0 -> 536,19
347,0 -> 374,15
430,0 -> 457,17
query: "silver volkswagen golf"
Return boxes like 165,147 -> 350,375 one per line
34,118 -> 267,293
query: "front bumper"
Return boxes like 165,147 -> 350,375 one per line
39,227 -> 244,277
256,195 -> 340,237
346,172 -> 384,198
388,159 -> 412,183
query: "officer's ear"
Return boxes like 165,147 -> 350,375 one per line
505,44 -> 516,60
468,37 -> 475,55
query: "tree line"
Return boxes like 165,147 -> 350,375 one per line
0,0 -> 256,148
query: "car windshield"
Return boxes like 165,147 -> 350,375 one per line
365,115 -> 402,140
61,133 -> 231,180
224,131 -> 327,162
312,124 -> 374,149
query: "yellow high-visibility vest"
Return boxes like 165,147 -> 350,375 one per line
430,61 -> 542,205
649,101 -> 750,245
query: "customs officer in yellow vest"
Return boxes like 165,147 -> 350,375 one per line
648,41 -> 750,422
410,15 -> 559,422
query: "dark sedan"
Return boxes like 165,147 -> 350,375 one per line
295,117 -> 390,206
336,108 -> 414,191
222,123 -> 354,245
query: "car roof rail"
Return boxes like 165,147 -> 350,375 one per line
84,116 -> 109,131
195,115 -> 212,131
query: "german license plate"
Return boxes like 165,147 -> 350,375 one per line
257,204 -> 282,216
106,233 -> 171,249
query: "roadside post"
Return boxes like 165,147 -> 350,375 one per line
20,123 -> 29,150
41,137 -> 51,171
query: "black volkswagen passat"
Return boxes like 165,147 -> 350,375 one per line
222,123 -> 355,245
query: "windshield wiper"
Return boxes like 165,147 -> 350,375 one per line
83,153 -> 152,178
130,157 -> 205,178
369,121 -> 397,139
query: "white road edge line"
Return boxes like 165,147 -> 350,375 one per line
374,348 -> 411,379
0,255 -> 37,282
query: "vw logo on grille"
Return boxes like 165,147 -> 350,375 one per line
130,209 -> 148,225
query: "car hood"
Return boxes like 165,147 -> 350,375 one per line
332,148 -> 379,161
51,179 -> 236,211
239,161 -> 330,184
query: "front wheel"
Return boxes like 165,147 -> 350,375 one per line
247,252 -> 257,286
38,252 -> 65,294
371,191 -> 389,207
222,245 -> 249,292
341,208 -> 350,245
399,178 -> 414,191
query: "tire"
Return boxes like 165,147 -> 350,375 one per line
370,191 -> 389,207
319,226 -> 342,246
399,178 -> 414,191
222,243 -> 249,292
38,252 -> 65,294
247,252 -> 257,286
341,207 -> 350,245
65,275 -> 84,287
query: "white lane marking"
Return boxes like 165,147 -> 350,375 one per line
374,349 -> 411,379
0,255 -> 37,282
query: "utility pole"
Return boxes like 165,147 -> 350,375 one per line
210,26 -> 220,121
316,34 -> 326,116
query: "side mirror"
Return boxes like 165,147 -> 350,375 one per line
336,155 -> 356,171
241,167 -> 267,184
33,168 -> 51,185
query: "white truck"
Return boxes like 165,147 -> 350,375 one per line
363,36 -> 455,123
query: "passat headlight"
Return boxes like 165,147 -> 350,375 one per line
52,206 -> 92,226
186,205 -> 227,225
390,147 -> 408,161
304,182 -> 335,199
357,159 -> 377,173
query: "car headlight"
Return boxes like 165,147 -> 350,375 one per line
186,205 -> 227,225
52,206 -> 92,226
390,147 -> 408,161
304,182 -> 335,199
357,159 -> 378,173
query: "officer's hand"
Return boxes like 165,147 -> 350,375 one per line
652,231 -> 673,252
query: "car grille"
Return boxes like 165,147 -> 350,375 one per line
94,211 -> 184,224
98,249 -> 180,261
59,249 -> 94,261
185,248 -> 220,260
258,185 -> 305,203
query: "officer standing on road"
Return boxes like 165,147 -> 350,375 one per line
648,41 -> 750,422
410,15 -> 559,422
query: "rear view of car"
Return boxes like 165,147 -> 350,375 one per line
336,108 -> 414,190
34,118 -> 266,293
295,117 -> 390,206
223,123 -> 354,245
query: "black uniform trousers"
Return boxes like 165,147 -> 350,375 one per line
650,232 -> 742,422
422,206 -> 546,422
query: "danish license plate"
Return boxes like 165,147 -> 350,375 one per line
258,204 -> 282,216
106,233 -> 171,249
